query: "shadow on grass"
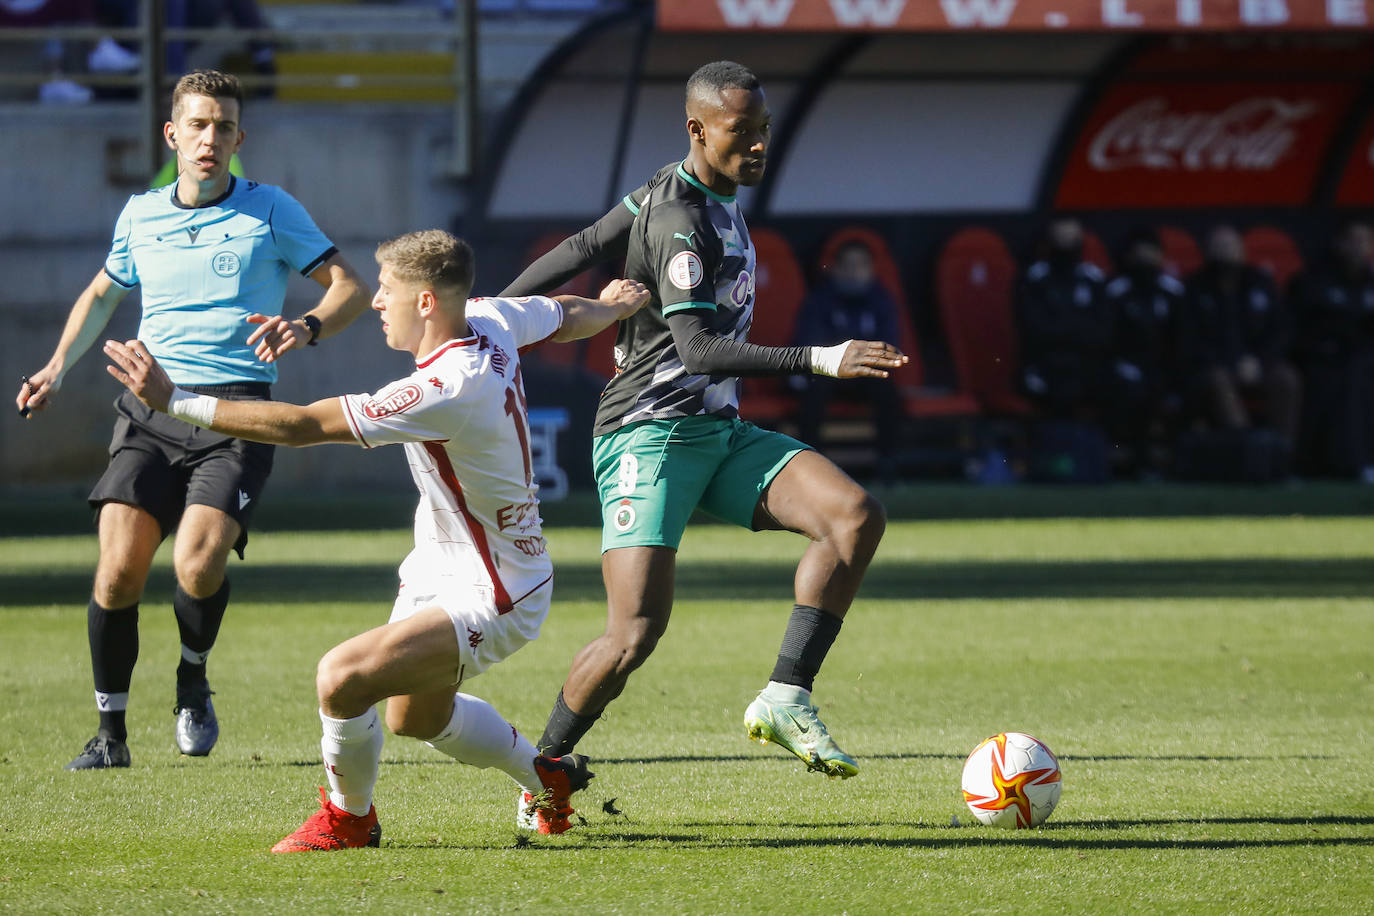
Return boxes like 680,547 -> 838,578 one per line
543,832 -> 1374,851
260,751 -> 1339,769
383,817 -> 1374,852
600,752 -> 1338,764
8,484 -> 1374,536
1046,815 -> 1374,828
5,557 -> 1374,607
667,815 -> 1374,830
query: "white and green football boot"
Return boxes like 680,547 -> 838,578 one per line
744,683 -> 858,779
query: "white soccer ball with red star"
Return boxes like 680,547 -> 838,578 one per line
961,732 -> 1062,828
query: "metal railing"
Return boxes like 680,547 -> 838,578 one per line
0,0 -> 478,178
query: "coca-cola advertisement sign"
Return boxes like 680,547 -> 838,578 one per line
1335,113 -> 1374,206
1056,83 -> 1357,208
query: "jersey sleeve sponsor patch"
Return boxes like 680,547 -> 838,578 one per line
363,383 -> 423,419
343,375 -> 463,448
668,251 -> 704,290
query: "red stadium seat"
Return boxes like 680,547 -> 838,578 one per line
1242,225 -> 1304,291
738,227 -> 807,422
750,227 -> 807,346
519,231 -> 598,368
818,226 -> 979,418
819,226 -> 909,313
1080,230 -> 1113,275
935,227 -> 1031,416
520,231 -> 598,298
582,323 -> 618,380
1158,225 -> 1202,278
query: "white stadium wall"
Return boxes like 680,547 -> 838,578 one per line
768,80 -> 1078,214
484,30 -> 1125,219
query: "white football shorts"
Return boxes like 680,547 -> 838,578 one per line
388,577 -> 551,685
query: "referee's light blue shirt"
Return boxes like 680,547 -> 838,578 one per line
104,176 -> 337,385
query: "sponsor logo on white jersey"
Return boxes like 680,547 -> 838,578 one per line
363,384 -> 423,419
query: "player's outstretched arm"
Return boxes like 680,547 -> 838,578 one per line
551,279 -> 650,342
245,253 -> 372,363
667,311 -> 908,379
104,339 -> 355,447
501,202 -> 637,297
17,270 -> 131,417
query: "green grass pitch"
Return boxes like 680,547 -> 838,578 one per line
1,495 -> 1371,913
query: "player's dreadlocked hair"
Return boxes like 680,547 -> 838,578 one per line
171,69 -> 244,121
376,230 -> 476,296
686,60 -> 760,110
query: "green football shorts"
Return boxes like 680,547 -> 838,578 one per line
592,414 -> 810,552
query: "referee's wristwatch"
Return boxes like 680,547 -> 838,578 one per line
301,314 -> 322,346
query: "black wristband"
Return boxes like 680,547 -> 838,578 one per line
301,314 -> 322,346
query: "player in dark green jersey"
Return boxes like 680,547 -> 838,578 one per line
503,61 -> 906,794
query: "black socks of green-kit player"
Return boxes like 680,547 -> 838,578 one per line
769,604 -> 844,693
538,690 -> 599,758
89,599 -> 139,741
174,580 -> 229,685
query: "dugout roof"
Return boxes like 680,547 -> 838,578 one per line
474,7 -> 1374,226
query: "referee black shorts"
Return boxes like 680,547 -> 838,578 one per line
88,384 -> 275,558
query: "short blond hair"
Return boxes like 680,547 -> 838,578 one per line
171,69 -> 243,121
375,230 -> 475,295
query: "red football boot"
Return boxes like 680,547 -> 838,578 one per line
517,754 -> 594,835
270,787 -> 381,853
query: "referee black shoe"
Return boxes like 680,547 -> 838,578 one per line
174,681 -> 219,757
65,734 -> 131,770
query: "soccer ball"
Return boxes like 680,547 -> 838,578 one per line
960,732 -> 1062,828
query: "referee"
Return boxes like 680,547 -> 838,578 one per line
16,70 -> 371,770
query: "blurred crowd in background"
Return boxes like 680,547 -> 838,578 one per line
788,219 -> 1374,484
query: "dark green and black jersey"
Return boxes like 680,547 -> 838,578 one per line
595,162 -> 757,435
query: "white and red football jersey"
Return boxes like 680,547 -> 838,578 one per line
339,296 -> 563,610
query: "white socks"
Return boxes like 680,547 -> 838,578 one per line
425,693 -> 540,791
318,695 -> 540,815
320,707 -> 384,817
762,680 -> 812,706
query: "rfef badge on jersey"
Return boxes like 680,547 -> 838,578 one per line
668,251 -> 703,290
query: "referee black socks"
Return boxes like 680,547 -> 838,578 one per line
769,604 -> 844,693
174,580 -> 230,685
89,599 -> 139,741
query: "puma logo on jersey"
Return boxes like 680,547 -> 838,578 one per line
672,231 -> 697,247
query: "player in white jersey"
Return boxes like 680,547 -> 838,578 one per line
103,230 -> 650,848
